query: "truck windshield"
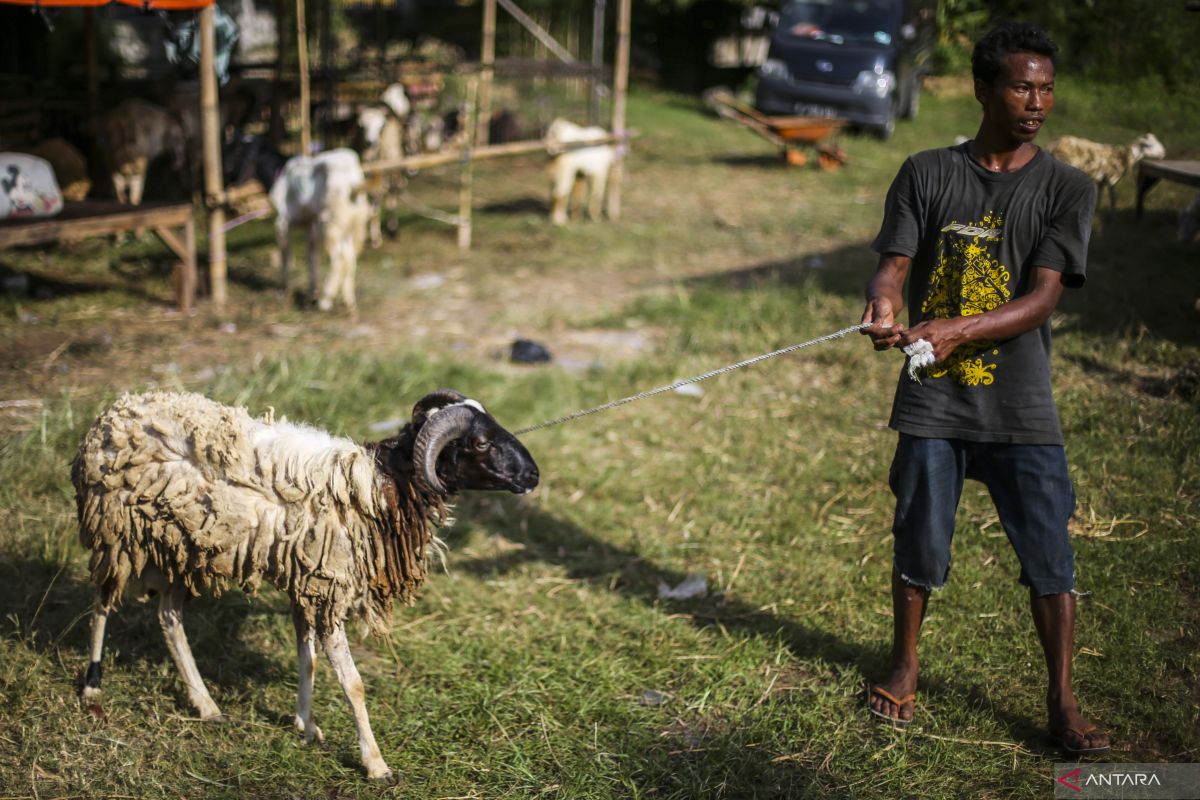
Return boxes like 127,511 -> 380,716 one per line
778,0 -> 901,46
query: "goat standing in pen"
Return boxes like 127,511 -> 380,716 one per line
544,118 -> 617,225
74,389 -> 539,782
96,98 -> 188,206
269,148 -> 372,313
1045,132 -> 1165,208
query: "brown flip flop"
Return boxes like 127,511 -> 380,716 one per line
1051,723 -> 1111,755
868,685 -> 916,726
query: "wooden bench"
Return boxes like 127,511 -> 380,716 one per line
0,200 -> 197,311
1136,160 -> 1200,219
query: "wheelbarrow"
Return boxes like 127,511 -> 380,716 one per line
703,88 -> 849,169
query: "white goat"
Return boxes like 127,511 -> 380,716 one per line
544,118 -> 617,225
96,98 -> 187,206
73,389 -> 539,782
1045,133 -> 1166,208
269,148 -> 371,313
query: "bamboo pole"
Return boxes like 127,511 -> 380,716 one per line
270,0 -> 287,145
296,0 -> 311,155
605,0 -> 631,220
84,9 -> 100,178
477,0 -> 496,147
458,73 -> 479,251
590,0 -> 606,125
362,132 -> 633,176
199,5 -> 227,310
320,0 -> 333,148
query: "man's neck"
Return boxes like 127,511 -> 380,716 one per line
969,130 -> 1039,173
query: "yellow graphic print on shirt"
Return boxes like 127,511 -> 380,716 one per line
920,212 -> 1011,386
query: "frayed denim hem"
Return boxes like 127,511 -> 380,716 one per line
896,563 -> 948,592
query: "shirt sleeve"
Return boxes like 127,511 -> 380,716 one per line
871,157 -> 924,257
1030,172 -> 1096,288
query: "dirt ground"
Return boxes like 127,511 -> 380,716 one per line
0,226 -> 701,434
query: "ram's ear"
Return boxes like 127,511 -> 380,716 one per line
411,389 -> 468,428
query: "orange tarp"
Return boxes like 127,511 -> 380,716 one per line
0,0 -> 214,9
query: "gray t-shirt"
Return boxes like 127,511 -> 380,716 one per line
872,142 -> 1095,445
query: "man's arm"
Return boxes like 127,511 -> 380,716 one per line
897,266 -> 1067,361
861,253 -> 911,350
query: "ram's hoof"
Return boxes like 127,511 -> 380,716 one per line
368,769 -> 399,785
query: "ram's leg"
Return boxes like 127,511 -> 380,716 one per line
157,586 -> 223,720
321,626 -> 394,783
292,608 -> 324,744
81,596 -> 109,713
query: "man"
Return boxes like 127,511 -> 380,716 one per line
860,22 -> 1110,755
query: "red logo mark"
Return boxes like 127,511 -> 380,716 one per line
1058,768 -> 1082,792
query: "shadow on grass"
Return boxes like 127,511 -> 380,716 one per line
0,258 -> 176,307
478,197 -> 549,217
0,555 -> 287,711
448,495 -> 1058,766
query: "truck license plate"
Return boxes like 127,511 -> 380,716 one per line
794,103 -> 838,118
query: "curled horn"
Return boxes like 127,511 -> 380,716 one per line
412,401 -> 475,495
411,389 -> 467,425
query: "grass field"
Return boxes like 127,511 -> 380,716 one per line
1,74 -> 1198,799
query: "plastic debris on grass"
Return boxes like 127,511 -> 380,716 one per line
658,573 -> 707,600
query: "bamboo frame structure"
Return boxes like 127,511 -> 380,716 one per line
199,4 -> 227,309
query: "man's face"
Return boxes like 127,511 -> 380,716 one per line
975,52 -> 1055,144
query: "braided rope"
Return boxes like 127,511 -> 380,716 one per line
514,322 -> 871,436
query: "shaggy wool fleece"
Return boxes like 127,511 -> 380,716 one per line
73,392 -> 443,634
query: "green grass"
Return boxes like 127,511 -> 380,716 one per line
0,78 -> 1198,799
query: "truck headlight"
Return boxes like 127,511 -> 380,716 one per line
853,69 -> 895,98
760,58 -> 790,80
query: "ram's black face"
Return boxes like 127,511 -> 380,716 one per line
437,414 -> 540,495
409,390 -> 539,496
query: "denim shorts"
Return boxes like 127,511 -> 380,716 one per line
889,434 -> 1076,596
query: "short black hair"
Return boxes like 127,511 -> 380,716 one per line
972,22 -> 1059,85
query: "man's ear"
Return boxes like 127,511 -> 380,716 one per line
973,78 -> 989,107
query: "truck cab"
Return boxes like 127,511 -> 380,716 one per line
754,0 -> 934,139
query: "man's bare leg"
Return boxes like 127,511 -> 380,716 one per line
1031,591 -> 1110,751
869,566 -> 927,722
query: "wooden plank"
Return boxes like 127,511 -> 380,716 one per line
154,226 -> 189,261
0,203 -> 197,312
362,133 -> 634,176
1139,160 -> 1200,186
0,204 -> 193,247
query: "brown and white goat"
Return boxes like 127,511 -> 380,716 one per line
96,98 -> 188,206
